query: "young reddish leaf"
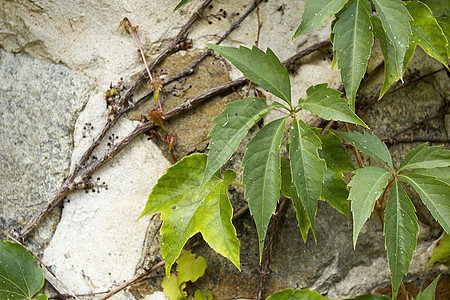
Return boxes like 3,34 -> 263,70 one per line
167,134 -> 177,151
151,77 -> 163,102
148,109 -> 169,134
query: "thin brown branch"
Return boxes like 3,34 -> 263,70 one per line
254,198 -> 289,300
283,40 -> 332,68
99,260 -> 165,300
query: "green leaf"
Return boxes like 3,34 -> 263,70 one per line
384,180 -> 419,299
311,129 -> 355,174
435,17 -> 450,55
349,166 -> 392,247
427,235 -> 450,268
415,275 -> 440,300
292,0 -> 348,39
176,251 -> 207,284
372,0 -> 412,82
33,295 -> 48,300
297,84 -> 368,127
207,44 -> 292,106
281,158 -> 311,242
162,274 -> 186,300
399,143 -> 450,172
267,288 -> 331,300
403,1 -> 449,72
289,117 -> 326,240
140,153 -> 240,274
421,0 -> 449,17
243,117 -> 287,259
173,0 -> 195,12
410,167 -> 450,186
331,130 -> 394,170
399,173 -> 450,234
202,98 -> 279,186
0,241 -> 45,300
322,169 -> 350,220
333,0 -> 373,110
345,294 -> 392,300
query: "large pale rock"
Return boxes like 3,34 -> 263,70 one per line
0,48 -> 91,254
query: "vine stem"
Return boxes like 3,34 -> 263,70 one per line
254,198 -> 289,300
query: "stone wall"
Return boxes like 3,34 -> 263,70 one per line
0,0 -> 448,299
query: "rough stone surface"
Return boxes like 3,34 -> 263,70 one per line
1,0 -> 449,299
0,48 -> 91,254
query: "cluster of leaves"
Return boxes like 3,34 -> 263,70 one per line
0,241 -> 47,300
141,41 -> 449,298
162,250 -> 212,300
267,276 -> 440,300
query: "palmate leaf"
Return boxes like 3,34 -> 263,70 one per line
349,166 -> 392,247
403,1 -> 449,72
243,117 -> 287,259
399,143 -> 450,172
281,158 -> 311,242
385,180 -> 419,299
201,98 -> 280,186
0,241 -> 45,300
297,84 -> 368,127
415,275 -> 440,300
399,173 -> 450,233
162,275 -> 187,300
289,117 -> 326,240
331,130 -> 394,170
333,0 -> 373,110
140,153 -> 240,274
427,235 -> 450,268
267,288 -> 330,300
292,0 -> 348,40
207,44 -> 292,106
372,0 -> 412,88
173,0 -> 195,12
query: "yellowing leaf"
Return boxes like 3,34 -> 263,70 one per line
176,251 -> 207,285
140,153 -> 240,274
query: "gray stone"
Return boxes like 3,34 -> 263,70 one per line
0,48 -> 91,253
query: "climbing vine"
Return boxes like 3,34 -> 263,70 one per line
1,0 -> 448,299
